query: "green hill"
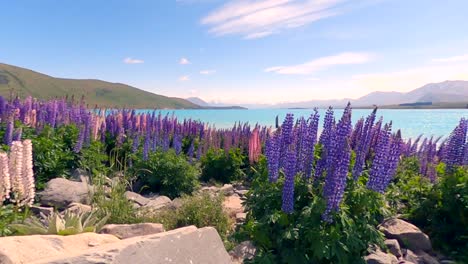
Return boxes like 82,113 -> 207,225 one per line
0,63 -> 200,109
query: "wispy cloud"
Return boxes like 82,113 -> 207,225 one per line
432,54 -> 468,63
179,57 -> 191,65
178,75 -> 190,81
200,69 -> 216,75
201,0 -> 348,39
265,52 -> 373,75
123,57 -> 144,64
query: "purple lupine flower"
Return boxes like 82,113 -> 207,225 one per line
382,130 -> 402,188
4,116 -> 14,146
282,148 -> 296,214
315,107 -> 335,179
322,104 -> 352,222
351,118 -> 364,150
302,109 -> 320,179
173,133 -> 183,155
74,124 -> 85,153
367,123 -> 392,193
131,134 -> 140,153
352,108 -> 377,180
445,118 -> 467,170
13,127 -> 22,141
279,114 -> 294,168
143,130 -> 151,161
266,131 -> 281,182
187,141 -> 195,163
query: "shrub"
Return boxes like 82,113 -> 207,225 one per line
134,150 -> 199,199
200,148 -> 246,184
411,166 -> 468,261
145,193 -> 232,240
10,209 -> 109,236
0,205 -> 30,236
386,157 -> 433,216
78,140 -> 109,178
239,160 -> 385,264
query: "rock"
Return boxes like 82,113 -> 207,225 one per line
235,189 -> 249,197
236,212 -> 247,222
30,205 -> 54,217
384,239 -> 402,258
169,197 -> 183,210
404,249 -> 420,263
379,218 -> 432,252
0,232 -> 120,264
124,191 -> 150,206
99,223 -> 165,239
229,241 -> 257,263
38,178 -> 93,209
143,195 -> 172,211
65,202 -> 92,214
224,194 -> 244,217
200,186 -> 220,193
416,250 -> 439,264
365,250 -> 399,264
220,184 -> 234,195
34,226 -> 232,264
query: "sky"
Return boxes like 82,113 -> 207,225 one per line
1,0 -> 468,105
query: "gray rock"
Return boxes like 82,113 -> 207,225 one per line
124,191 -> 150,206
379,218 -> 432,252
0,233 -> 119,264
30,205 -> 54,217
143,195 -> 172,211
220,184 -> 234,195
70,168 -> 91,184
404,249 -> 420,263
99,223 -> 165,239
229,241 -> 257,263
365,251 -> 399,264
235,189 -> 249,197
38,178 -> 93,209
384,239 -> 402,258
416,250 -> 439,264
65,203 -> 92,214
34,226 -> 232,264
169,197 -> 183,210
200,186 -> 220,193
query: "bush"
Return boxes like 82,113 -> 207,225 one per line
386,157 -> 433,216
0,205 -> 30,236
200,148 -> 246,184
411,166 -> 468,261
239,159 -> 385,264
134,150 -> 199,199
144,193 -> 232,240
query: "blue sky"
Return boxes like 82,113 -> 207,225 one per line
1,0 -> 468,104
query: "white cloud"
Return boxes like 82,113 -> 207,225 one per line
200,69 -> 216,75
178,75 -> 190,81
201,0 -> 347,39
265,52 -> 373,75
432,54 -> 468,63
179,57 -> 191,65
123,57 -> 144,64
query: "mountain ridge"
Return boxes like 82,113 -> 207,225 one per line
0,63 -> 200,109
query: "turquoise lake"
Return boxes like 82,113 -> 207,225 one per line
137,109 -> 467,139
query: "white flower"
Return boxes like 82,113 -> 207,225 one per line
21,140 -> 35,206
9,141 -> 24,205
0,152 -> 11,203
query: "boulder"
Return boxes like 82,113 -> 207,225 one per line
70,168 -> 91,184
235,189 -> 249,197
38,178 -> 93,209
100,223 -> 165,239
65,202 -> 92,214
124,191 -> 150,206
220,184 -> 234,196
379,218 -> 432,252
34,226 -> 232,264
384,239 -> 402,258
230,241 -> 257,263
365,251 -> 399,264
143,195 -> 172,211
236,212 -> 247,223
404,249 -> 420,263
0,232 -> 120,264
224,194 -> 244,217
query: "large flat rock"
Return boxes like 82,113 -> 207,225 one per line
0,232 -> 120,264
33,226 -> 232,264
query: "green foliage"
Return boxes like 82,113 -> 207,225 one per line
201,148 -> 246,184
78,140 -> 109,177
92,173 -> 139,224
239,161 -> 385,264
134,150 -> 199,199
0,205 -> 30,236
386,157 -> 433,216
32,125 -> 79,189
10,209 -> 109,236
144,193 -> 233,240
411,166 -> 468,261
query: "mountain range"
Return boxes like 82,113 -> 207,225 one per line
1,63 -> 467,109
0,63 -> 198,109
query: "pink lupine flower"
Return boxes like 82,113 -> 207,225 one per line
249,127 -> 261,164
21,140 -> 35,206
0,152 -> 11,203
9,141 -> 24,205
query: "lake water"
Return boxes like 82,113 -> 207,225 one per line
137,109 -> 467,139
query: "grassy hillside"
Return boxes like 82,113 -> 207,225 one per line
0,63 -> 200,109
